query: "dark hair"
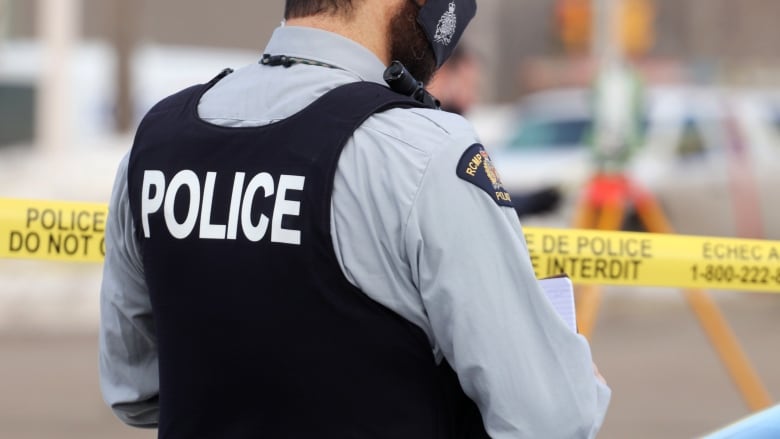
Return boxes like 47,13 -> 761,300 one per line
284,0 -> 358,18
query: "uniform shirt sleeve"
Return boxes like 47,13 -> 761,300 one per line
404,133 -> 611,438
98,152 -> 160,428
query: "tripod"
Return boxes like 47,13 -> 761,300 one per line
572,172 -> 773,411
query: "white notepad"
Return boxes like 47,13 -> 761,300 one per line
538,275 -> 577,333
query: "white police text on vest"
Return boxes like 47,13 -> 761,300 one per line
141,170 -> 305,245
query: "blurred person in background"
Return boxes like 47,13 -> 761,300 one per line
99,0 -> 610,438
427,45 -> 481,116
427,45 -> 562,218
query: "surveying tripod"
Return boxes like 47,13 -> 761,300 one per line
571,171 -> 772,411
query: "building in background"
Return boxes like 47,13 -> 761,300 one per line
2,0 -> 780,147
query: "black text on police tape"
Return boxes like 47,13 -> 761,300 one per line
5,207 -> 107,258
7,231 -> 105,258
526,233 -> 652,281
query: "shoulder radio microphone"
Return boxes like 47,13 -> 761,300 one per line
383,61 -> 440,110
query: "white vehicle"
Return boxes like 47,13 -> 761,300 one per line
471,86 -> 780,238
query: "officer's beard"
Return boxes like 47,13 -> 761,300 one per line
388,0 -> 437,85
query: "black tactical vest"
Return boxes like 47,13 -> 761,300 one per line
127,71 -> 488,439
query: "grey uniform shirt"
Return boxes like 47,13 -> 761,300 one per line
100,25 -> 611,438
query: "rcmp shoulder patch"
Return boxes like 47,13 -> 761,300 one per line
456,143 -> 514,207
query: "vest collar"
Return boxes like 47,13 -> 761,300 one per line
263,26 -> 388,87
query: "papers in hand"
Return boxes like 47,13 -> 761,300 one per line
539,275 -> 577,333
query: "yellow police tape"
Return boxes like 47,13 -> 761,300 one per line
2,198 -> 780,294
523,228 -> 780,294
0,198 -> 108,263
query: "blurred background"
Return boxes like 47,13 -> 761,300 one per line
1,0 -> 779,437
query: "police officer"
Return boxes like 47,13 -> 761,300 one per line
99,1 -> 611,438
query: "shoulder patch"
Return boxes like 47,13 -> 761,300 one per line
457,143 -> 514,207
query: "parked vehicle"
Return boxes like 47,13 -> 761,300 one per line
470,86 -> 780,238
